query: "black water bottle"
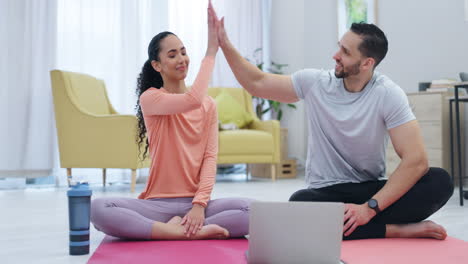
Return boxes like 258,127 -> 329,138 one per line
67,182 -> 92,255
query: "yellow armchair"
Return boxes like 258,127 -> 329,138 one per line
50,70 -> 150,192
208,88 -> 281,180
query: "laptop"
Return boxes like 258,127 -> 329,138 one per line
246,201 -> 346,264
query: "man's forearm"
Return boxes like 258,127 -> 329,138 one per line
372,158 -> 428,211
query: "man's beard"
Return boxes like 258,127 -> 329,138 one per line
334,61 -> 361,78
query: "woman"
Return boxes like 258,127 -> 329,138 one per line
91,1 -> 251,240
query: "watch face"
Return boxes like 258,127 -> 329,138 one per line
368,199 -> 377,208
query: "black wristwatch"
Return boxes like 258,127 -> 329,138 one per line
367,199 -> 381,214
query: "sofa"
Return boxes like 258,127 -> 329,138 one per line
50,70 -> 151,192
208,87 -> 281,180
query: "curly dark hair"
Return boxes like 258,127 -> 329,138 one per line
135,31 -> 176,160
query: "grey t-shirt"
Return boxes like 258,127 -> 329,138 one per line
291,69 -> 415,189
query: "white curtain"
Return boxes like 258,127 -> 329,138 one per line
52,0 -> 168,185
56,0 -> 169,115
169,0 -> 264,87
0,0 -> 57,178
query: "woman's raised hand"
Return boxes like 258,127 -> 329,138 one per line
206,0 -> 219,57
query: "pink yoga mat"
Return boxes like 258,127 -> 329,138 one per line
88,236 -> 248,264
88,236 -> 468,264
341,237 -> 468,264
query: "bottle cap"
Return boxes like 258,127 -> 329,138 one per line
67,182 -> 92,197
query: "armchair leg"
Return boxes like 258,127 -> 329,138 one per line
131,169 -> 137,193
271,164 -> 276,181
67,168 -> 72,186
102,168 -> 107,187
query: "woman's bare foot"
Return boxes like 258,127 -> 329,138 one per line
386,220 -> 447,240
194,224 -> 230,240
167,216 -> 182,225
151,222 -> 229,240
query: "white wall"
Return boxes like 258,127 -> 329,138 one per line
302,0 -> 339,70
378,0 -> 468,92
270,0 -> 338,165
299,0 -> 468,92
270,0 -> 468,167
270,0 -> 306,166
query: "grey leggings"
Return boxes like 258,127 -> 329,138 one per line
91,197 -> 252,240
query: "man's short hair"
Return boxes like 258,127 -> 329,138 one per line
350,22 -> 388,68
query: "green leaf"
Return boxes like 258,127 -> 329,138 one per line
287,103 -> 297,109
270,101 -> 280,112
245,47 -> 297,120
271,61 -> 289,67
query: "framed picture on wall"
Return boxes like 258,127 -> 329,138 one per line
337,0 -> 378,39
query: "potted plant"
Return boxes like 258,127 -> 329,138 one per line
247,48 -> 296,121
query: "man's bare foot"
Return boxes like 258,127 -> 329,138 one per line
194,224 -> 230,240
386,220 -> 447,240
167,216 -> 182,225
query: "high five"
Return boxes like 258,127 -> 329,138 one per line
211,6 -> 453,240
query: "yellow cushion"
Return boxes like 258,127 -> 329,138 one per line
218,130 -> 273,155
215,90 -> 253,128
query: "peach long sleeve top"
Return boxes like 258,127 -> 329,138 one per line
138,56 -> 217,207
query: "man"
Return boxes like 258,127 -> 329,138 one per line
215,17 -> 453,240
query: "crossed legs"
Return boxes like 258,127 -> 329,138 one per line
91,196 -> 252,240
289,167 -> 454,240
